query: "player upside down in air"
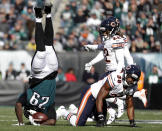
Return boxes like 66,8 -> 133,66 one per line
57,65 -> 141,127
14,4 -> 58,126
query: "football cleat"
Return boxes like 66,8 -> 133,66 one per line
107,108 -> 116,125
56,105 -> 66,120
68,104 -> 78,114
139,89 -> 147,107
34,7 -> 42,18
44,4 -> 52,14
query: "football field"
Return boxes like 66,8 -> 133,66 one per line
0,106 -> 162,131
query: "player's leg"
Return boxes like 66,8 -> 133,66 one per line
66,86 -> 95,126
75,92 -> 95,126
31,7 -> 47,77
57,86 -> 96,126
44,4 -> 58,72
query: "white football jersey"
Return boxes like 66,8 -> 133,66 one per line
102,35 -> 127,73
91,72 -> 123,99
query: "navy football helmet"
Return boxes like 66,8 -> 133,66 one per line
99,16 -> 120,40
124,65 -> 141,85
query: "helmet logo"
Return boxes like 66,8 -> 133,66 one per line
110,22 -> 116,27
126,65 -> 131,70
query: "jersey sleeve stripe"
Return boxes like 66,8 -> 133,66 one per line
107,75 -> 115,88
112,43 -> 125,48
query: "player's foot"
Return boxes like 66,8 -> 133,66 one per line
139,89 -> 147,107
44,4 -> 52,14
107,108 -> 116,125
68,104 -> 78,114
34,7 -> 42,18
56,105 -> 66,120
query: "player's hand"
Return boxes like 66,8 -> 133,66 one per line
129,119 -> 136,127
84,45 -> 90,51
29,115 -> 40,126
96,113 -> 105,127
12,123 -> 24,126
84,45 -> 98,51
27,109 -> 37,115
85,62 -> 92,72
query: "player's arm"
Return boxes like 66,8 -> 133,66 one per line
14,92 -> 27,126
84,43 -> 104,51
114,48 -> 124,73
126,95 -> 136,127
15,102 -> 24,125
85,51 -> 104,72
96,82 -> 110,126
124,45 -> 134,65
96,82 -> 110,113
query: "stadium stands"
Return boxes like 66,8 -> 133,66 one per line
0,0 -> 161,52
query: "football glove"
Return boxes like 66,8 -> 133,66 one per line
84,45 -> 98,51
12,123 -> 24,126
27,109 -> 37,115
96,113 -> 105,127
29,115 -> 40,126
85,62 -> 93,72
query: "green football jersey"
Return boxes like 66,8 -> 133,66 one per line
26,78 -> 56,113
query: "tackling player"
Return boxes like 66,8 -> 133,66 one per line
56,65 -> 141,127
14,4 -> 58,126
84,16 -> 147,123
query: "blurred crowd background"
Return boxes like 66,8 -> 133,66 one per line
0,0 -> 162,83
0,0 -> 161,53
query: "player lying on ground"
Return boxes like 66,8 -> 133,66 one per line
57,65 -> 141,127
14,4 -> 58,126
84,16 -> 147,124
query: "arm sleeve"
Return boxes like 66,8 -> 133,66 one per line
124,45 -> 134,65
89,51 -> 104,65
115,48 -> 125,73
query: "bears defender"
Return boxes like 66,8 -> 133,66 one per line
84,16 -> 147,123
57,65 -> 141,127
14,4 -> 58,126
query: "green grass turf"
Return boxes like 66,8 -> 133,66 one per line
0,106 -> 162,131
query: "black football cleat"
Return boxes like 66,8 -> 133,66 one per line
34,7 -> 43,18
44,4 -> 52,14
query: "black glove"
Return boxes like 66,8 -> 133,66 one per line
129,119 -> 136,127
96,112 -> 105,127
